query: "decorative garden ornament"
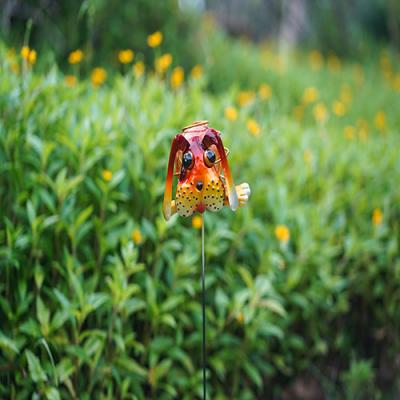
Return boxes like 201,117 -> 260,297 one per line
162,120 -> 250,220
162,121 -> 250,399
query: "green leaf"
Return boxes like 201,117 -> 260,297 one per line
0,333 -> 19,355
26,350 -> 47,383
115,357 -> 147,377
243,360 -> 262,388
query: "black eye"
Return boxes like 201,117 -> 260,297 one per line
182,151 -> 194,169
204,149 -> 216,167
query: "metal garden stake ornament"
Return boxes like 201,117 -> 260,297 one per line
162,121 -> 250,399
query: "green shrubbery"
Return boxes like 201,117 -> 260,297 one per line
0,35 -> 400,399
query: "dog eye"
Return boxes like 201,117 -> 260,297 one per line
182,151 -> 194,169
204,149 -> 216,167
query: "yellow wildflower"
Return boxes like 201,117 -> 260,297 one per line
380,55 -> 392,80
21,46 -> 37,64
237,91 -> 255,107
259,83 -> 272,100
247,119 -> 261,136
293,105 -> 304,121
68,49 -> 84,65
131,229 -> 143,244
313,103 -> 328,123
309,49 -> 323,70
133,61 -> 145,77
374,111 -> 386,132
118,49 -> 134,64
11,62 -> 19,74
64,75 -> 77,87
275,225 -> 290,243
236,312 -> 244,324
155,53 -> 172,74
393,74 -> 400,92
147,31 -> 163,48
340,85 -> 352,105
332,100 -> 346,117
91,67 -> 107,86
225,106 -> 238,121
328,53 -> 341,72
192,215 -> 203,229
102,169 -> 113,182
357,119 -> 369,140
303,87 -> 318,104
344,126 -> 355,140
303,149 -> 313,165
372,208 -> 383,226
171,66 -> 184,89
191,64 -> 203,79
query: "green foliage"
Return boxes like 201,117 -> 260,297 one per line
0,0 -> 200,68
342,358 -> 375,400
0,36 -> 400,399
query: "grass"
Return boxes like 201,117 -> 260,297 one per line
0,35 -> 400,399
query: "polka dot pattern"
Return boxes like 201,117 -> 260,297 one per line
176,178 -> 225,217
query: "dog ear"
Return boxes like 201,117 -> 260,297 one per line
202,129 -> 239,211
163,134 -> 190,220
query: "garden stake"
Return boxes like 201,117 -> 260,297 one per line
201,214 -> 206,399
162,121 -> 251,399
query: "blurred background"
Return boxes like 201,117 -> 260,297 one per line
0,1 -> 400,399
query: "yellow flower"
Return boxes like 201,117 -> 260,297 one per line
393,73 -> 400,92
20,46 -> 29,59
259,83 -> 272,100
237,91 -> 255,107
102,169 -> 113,182
91,67 -> 107,86
332,100 -> 346,117
21,46 -> 37,64
131,229 -> 143,244
293,105 -> 304,121
340,85 -> 352,105
147,31 -> 163,48
192,215 -> 203,229
275,225 -> 290,243
68,49 -> 84,65
224,106 -> 238,121
155,53 -> 172,74
236,312 -> 244,324
303,149 -> 313,165
11,62 -> 19,74
303,87 -> 318,104
357,119 -> 369,141
247,119 -> 260,136
313,103 -> 328,123
171,66 -> 184,89
374,111 -> 386,131
328,53 -> 341,72
358,129 -> 368,142
64,75 -> 77,87
372,208 -> 383,226
133,61 -> 145,77
28,50 -> 37,64
309,49 -> 323,70
118,49 -> 134,64
344,126 -> 355,140
191,64 -> 203,79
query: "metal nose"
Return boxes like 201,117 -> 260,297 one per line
196,181 -> 203,191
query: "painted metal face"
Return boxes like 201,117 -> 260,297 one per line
162,121 -> 240,220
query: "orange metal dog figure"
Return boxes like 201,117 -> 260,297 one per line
163,121 -> 250,220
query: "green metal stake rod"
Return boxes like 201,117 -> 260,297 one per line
201,214 -> 206,400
